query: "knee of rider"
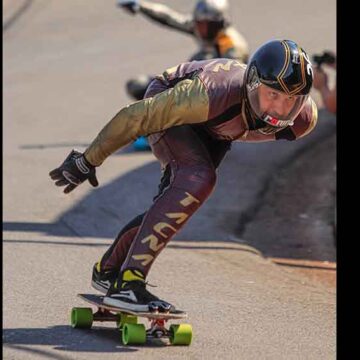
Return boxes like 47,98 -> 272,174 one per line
178,165 -> 217,201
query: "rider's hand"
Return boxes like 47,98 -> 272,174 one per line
117,0 -> 140,14
49,150 -> 99,194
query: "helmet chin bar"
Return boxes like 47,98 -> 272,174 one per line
254,113 -> 295,135
256,116 -> 290,135
243,98 -> 292,135
261,114 -> 294,128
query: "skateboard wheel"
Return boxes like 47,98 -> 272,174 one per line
122,323 -> 146,345
169,324 -> 192,345
71,307 -> 93,329
116,314 -> 138,329
133,137 -> 150,151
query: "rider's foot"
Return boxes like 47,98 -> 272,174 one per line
103,269 -> 175,312
91,262 -> 117,294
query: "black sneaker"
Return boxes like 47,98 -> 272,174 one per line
91,262 -> 117,294
103,270 -> 174,313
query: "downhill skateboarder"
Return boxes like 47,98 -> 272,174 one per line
50,39 -> 317,312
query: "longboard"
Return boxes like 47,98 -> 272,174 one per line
71,293 -> 192,345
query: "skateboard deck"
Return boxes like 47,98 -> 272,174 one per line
78,293 -> 187,319
71,293 -> 192,345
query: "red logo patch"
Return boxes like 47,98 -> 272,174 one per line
264,115 -> 280,126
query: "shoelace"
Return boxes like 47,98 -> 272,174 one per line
145,281 -> 157,288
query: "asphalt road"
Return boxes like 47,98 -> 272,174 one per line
4,1 -> 336,359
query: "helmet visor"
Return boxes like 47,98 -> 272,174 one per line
247,83 -> 309,128
194,20 -> 224,40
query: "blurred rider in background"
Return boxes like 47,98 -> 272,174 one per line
312,50 -> 336,114
118,0 -> 249,101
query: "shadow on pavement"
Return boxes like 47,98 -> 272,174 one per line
3,325 -> 176,353
3,326 -> 139,353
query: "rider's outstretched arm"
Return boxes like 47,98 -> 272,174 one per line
50,77 -> 209,193
118,0 -> 194,34
84,77 -> 209,166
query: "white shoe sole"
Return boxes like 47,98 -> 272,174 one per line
103,296 -> 149,312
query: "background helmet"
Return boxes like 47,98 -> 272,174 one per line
193,0 -> 229,40
244,39 -> 313,133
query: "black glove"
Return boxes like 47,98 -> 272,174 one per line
117,0 -> 140,14
49,150 -> 99,194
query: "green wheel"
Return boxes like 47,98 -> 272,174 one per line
122,323 -> 146,345
116,314 -> 138,329
169,324 -> 193,345
71,307 -> 93,328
